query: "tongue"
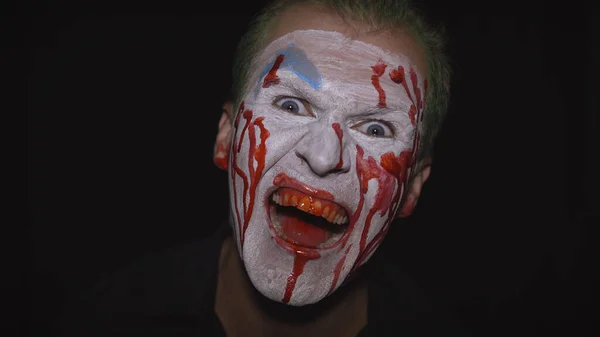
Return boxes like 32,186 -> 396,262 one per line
279,212 -> 331,248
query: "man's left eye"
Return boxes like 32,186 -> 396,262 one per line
353,120 -> 394,138
273,97 -> 313,117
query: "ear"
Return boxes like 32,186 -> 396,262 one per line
213,101 -> 234,171
397,159 -> 432,218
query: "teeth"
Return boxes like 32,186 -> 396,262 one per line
334,215 -> 348,225
328,210 -> 338,223
271,190 -> 349,225
272,192 -> 281,205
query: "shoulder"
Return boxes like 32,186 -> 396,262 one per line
55,225 -> 229,337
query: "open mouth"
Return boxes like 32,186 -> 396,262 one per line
269,187 -> 350,249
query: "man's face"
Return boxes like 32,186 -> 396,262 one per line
227,15 -> 427,306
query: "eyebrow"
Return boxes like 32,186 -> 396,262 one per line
271,75 -> 325,107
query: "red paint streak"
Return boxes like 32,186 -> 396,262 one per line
390,65 -> 418,126
412,129 -> 421,164
332,123 -> 344,169
354,222 -> 389,269
379,149 -> 414,221
282,255 -> 308,304
230,103 -> 271,250
237,110 -> 252,153
381,148 -> 414,179
242,117 -> 270,246
327,245 -> 352,296
354,144 -> 418,267
354,146 -> 397,252
347,67 -> 424,270
273,173 -> 334,200
350,145 -> 414,272
214,142 -> 229,170
410,68 -> 422,112
234,101 -> 245,128
408,105 -> 416,126
262,54 -> 285,88
275,234 -> 321,303
231,104 -> 248,239
371,60 -> 387,108
389,65 -> 413,104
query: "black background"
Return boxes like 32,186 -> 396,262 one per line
27,0 -> 597,336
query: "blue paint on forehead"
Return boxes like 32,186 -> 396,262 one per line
256,43 -> 322,94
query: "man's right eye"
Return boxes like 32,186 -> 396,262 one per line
273,97 -> 313,117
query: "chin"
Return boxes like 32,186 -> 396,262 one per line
234,176 -> 369,306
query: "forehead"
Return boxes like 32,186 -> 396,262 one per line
251,30 -> 425,110
256,29 -> 416,84
263,4 -> 427,76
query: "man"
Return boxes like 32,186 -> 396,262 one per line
58,0 -> 461,336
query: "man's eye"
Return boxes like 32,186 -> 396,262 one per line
273,97 -> 313,116
353,120 -> 394,138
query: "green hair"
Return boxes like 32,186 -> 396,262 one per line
231,0 -> 451,165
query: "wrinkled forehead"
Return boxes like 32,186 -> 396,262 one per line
251,29 -> 423,90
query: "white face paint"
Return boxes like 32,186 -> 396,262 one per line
228,30 -> 427,305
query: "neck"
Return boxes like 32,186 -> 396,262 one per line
215,236 -> 368,337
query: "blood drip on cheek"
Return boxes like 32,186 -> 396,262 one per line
230,102 -> 271,250
349,146 -> 413,272
327,244 -> 352,296
344,63 -> 425,273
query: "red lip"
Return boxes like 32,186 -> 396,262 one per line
273,173 -> 336,201
267,173 -> 355,255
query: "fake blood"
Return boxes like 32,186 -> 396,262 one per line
327,244 -> 352,296
273,174 -> 337,247
273,173 -> 334,199
262,54 -> 285,88
350,65 -> 425,268
280,243 -> 321,304
350,144 -> 414,272
371,60 -> 387,108
410,68 -> 422,112
390,65 -> 413,103
230,102 -> 270,250
231,103 -> 248,236
390,65 -> 418,126
274,237 -> 321,304
282,256 -> 308,303
273,173 -> 333,303
332,123 -> 344,169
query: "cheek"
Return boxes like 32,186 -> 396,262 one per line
229,101 -> 271,249
349,145 -> 414,271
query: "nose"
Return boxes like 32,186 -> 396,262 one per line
295,122 -> 350,176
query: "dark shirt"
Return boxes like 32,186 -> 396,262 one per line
56,223 -> 468,337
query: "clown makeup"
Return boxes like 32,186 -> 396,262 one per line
227,30 -> 427,306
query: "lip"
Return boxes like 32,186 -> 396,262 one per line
265,173 -> 355,256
